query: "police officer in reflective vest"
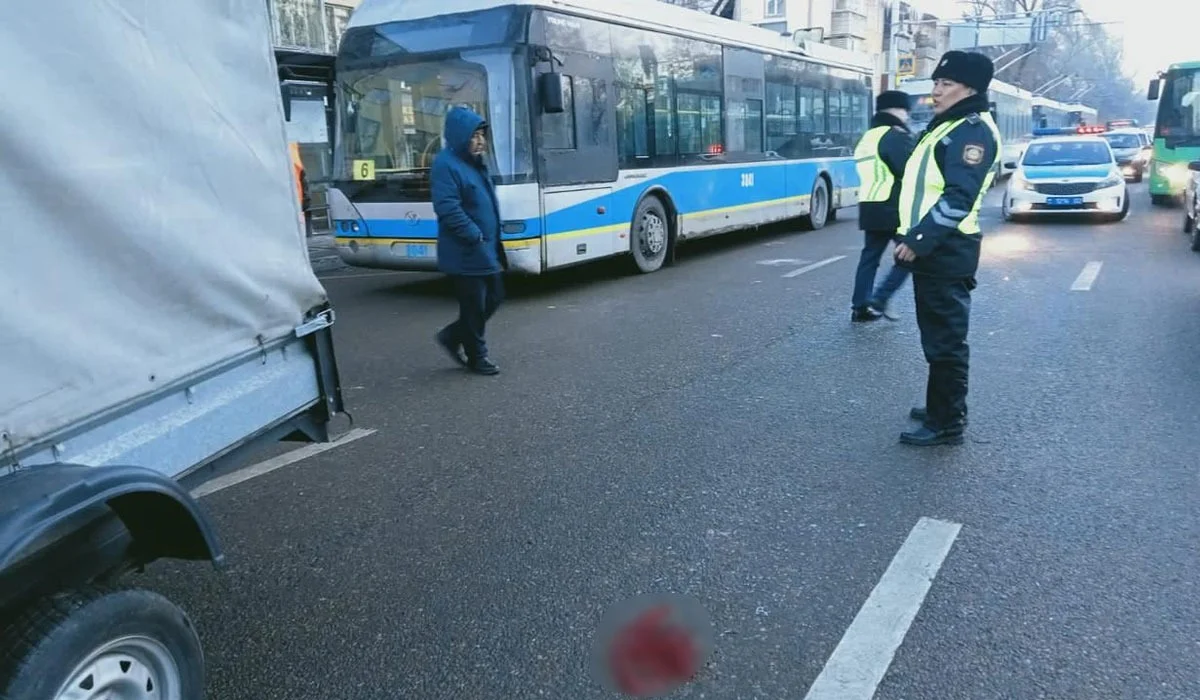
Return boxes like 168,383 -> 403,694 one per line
851,90 -> 917,322
893,51 -> 1001,446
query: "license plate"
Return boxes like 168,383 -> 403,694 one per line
405,244 -> 431,258
1046,196 -> 1084,206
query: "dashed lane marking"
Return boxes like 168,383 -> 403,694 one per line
782,255 -> 847,278
1070,261 -> 1103,291
802,516 -> 963,700
191,428 -> 377,498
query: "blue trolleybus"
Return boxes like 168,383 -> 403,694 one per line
330,0 -> 874,274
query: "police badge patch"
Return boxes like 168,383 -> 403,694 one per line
963,143 -> 985,165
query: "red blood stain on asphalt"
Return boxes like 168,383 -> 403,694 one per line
590,594 -> 714,697
607,604 -> 701,696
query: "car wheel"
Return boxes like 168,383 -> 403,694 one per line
0,587 -> 205,700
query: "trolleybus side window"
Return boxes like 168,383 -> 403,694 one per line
724,47 -> 766,157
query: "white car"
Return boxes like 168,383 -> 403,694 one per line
1182,160 -> 1200,251
999,139 -> 1030,178
1002,135 -> 1130,222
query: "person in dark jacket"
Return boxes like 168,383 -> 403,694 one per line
850,90 -> 917,322
893,51 -> 1000,446
432,106 -> 508,376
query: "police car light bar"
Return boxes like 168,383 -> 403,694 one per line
1032,126 -> 1106,138
1032,127 -> 1076,137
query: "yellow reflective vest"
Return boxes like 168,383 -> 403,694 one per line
854,126 -> 895,204
898,112 -> 1001,237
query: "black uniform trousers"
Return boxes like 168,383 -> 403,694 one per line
442,273 -> 504,362
912,273 -> 974,431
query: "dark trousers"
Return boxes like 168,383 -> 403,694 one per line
913,274 -> 973,430
852,229 -> 910,310
441,273 -> 504,362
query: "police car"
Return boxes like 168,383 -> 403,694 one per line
1002,127 -> 1130,222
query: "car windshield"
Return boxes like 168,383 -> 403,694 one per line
1103,133 -> 1141,149
1022,141 -> 1112,166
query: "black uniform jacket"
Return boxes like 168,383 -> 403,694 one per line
898,92 -> 998,279
858,112 -> 917,234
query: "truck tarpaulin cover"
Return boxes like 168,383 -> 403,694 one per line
0,0 -> 329,454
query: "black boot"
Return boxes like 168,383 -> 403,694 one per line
909,407 -> 968,426
851,306 -> 883,322
468,357 -> 500,376
434,330 -> 466,366
900,425 -> 964,446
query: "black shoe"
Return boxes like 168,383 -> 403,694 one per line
851,307 -> 884,322
909,407 -> 968,426
468,358 -> 500,376
900,426 -> 964,446
435,331 -> 467,367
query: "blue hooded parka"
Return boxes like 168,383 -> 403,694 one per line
431,106 -> 506,275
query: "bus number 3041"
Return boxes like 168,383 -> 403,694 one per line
740,173 -> 755,188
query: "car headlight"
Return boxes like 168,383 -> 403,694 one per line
1099,173 -> 1124,188
1011,172 -> 1035,192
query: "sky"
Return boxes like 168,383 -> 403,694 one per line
911,0 -> 1189,84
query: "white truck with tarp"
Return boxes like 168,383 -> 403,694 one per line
0,1 -> 347,697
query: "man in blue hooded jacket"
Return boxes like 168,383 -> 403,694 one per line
432,106 -> 508,376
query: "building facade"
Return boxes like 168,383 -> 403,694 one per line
268,0 -> 361,231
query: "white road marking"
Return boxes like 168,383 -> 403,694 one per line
191,428 -> 377,498
783,255 -> 847,278
802,516 -> 963,700
320,271 -> 407,281
1070,261 -> 1103,291
758,258 -> 808,266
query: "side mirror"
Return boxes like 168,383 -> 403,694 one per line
1003,161 -> 1017,170
1187,160 -> 1200,172
1148,79 -> 1161,101
539,72 -> 566,114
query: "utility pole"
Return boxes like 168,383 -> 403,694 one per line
887,0 -> 900,90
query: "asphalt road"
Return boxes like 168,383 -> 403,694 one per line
146,182 -> 1200,700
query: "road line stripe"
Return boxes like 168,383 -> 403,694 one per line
802,516 -> 963,700
320,271 -> 407,281
191,428 -> 377,498
783,255 -> 847,278
1070,261 -> 1103,291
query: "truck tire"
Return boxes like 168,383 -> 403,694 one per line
0,587 -> 204,700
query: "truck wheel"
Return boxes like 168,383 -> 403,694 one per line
0,587 -> 204,700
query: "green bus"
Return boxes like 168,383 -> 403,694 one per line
1147,60 -> 1200,205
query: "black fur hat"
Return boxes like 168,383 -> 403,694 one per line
931,51 -> 995,93
875,90 -> 911,112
